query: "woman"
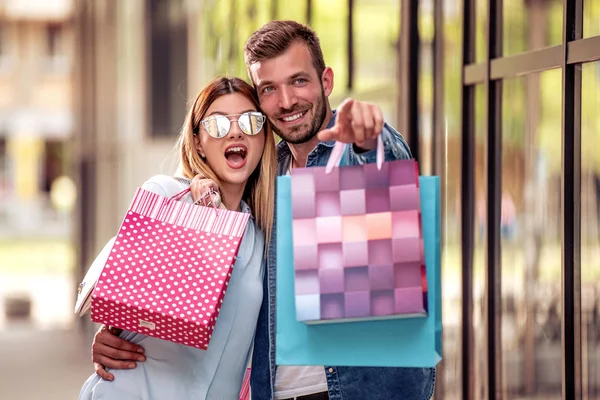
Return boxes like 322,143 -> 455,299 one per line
78,76 -> 276,399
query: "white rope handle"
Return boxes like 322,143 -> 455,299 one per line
324,135 -> 385,174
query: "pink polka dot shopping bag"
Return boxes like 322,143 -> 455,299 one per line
89,185 -> 250,350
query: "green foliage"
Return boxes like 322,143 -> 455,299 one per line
311,0 -> 348,95
352,1 -> 400,93
0,239 -> 74,275
581,63 -> 600,175
443,11 -> 463,136
198,0 -> 600,177
583,0 -> 600,38
475,0 -> 487,63
503,0 -> 528,56
537,68 -> 564,173
200,0 -> 270,80
444,0 -> 600,175
198,0 -> 400,97
198,0 -> 403,124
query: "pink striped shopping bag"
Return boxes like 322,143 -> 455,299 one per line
90,187 -> 250,349
239,367 -> 251,400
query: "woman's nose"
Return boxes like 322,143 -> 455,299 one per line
227,120 -> 244,139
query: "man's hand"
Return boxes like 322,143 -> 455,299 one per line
318,98 -> 384,150
91,325 -> 146,381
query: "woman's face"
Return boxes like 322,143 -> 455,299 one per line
195,93 -> 266,187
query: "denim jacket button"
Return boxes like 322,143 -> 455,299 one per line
328,368 -> 334,373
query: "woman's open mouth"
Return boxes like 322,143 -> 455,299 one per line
224,144 -> 248,169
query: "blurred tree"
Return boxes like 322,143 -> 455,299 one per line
270,0 -> 278,20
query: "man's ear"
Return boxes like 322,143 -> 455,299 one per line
321,67 -> 334,97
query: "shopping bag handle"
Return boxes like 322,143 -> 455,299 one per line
325,134 -> 384,174
169,187 -> 220,217
170,188 -> 191,201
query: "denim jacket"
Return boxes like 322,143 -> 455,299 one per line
250,114 -> 436,400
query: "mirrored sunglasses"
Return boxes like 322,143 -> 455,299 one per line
199,112 -> 266,139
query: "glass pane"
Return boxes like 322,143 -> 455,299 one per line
440,0 -> 462,396
501,69 -> 563,399
272,0 -> 305,21
473,84 -> 488,399
312,0 -> 347,96
503,0 -> 563,56
352,0 -> 400,128
584,0 -> 600,37
355,0 -> 400,93
198,0 -> 319,81
419,0 -> 433,175
199,0 -> 271,79
581,62 -> 600,398
475,0 -> 487,63
149,0 -> 188,136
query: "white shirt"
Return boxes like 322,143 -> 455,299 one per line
274,366 -> 328,399
273,168 -> 328,398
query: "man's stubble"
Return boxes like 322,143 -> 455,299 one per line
269,87 -> 328,145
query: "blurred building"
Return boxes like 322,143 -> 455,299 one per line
73,0 -> 197,266
0,0 -> 75,237
73,0 -> 600,399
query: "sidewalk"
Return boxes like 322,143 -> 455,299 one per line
0,236 -> 96,399
0,323 -> 93,400
0,273 -> 76,330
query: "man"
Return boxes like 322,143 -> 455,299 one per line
90,20 -> 435,400
244,20 -> 434,400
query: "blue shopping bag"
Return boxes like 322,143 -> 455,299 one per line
276,175 -> 442,367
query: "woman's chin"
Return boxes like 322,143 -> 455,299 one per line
214,158 -> 261,189
219,171 -> 251,188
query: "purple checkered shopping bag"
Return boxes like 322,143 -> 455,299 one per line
290,137 -> 428,324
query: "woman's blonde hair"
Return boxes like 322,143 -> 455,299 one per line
176,76 -> 276,247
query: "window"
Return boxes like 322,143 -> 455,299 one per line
0,22 -> 12,71
46,24 -> 61,58
500,70 -> 563,399
312,0 -> 348,99
147,0 -> 188,137
581,61 -> 600,399
0,23 -> 5,58
41,140 -> 68,194
43,23 -> 70,73
0,137 -> 8,198
0,136 -> 10,224
454,0 -> 600,397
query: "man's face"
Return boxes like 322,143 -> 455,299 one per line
249,42 -> 333,144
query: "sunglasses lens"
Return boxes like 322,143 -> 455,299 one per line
204,116 -> 231,138
238,112 -> 264,136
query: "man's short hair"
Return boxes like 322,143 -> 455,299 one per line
244,20 -> 326,78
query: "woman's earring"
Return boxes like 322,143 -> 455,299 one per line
200,152 -> 206,158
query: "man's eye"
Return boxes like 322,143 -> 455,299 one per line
262,86 -> 274,94
294,78 -> 307,85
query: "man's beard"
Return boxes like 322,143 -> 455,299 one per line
270,90 -> 328,145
